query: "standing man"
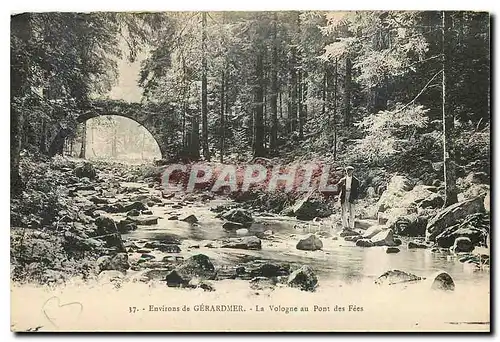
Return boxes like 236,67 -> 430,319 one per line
336,166 -> 360,230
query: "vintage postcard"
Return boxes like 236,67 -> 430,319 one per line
10,10 -> 491,332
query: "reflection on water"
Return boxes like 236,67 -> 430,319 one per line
121,204 -> 489,287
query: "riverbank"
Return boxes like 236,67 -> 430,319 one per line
10,156 -> 491,331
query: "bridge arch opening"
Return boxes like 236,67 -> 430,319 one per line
70,115 -> 162,164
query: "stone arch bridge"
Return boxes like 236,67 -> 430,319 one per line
49,99 -> 176,159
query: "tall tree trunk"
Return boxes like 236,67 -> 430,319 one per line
201,11 -> 210,161
333,58 -> 338,159
343,57 -> 352,127
79,122 -> 87,159
39,118 -> 48,154
111,123 -> 117,158
220,71 -> 225,163
10,13 -> 32,196
191,108 -> 201,160
253,47 -> 266,157
297,12 -> 304,139
289,50 -> 298,133
269,14 -> 279,155
442,11 -> 458,206
322,69 -> 327,118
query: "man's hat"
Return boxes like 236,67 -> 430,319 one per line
345,166 -> 354,171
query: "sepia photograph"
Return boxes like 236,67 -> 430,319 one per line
9,9 -> 491,332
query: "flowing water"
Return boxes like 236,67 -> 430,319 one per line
116,182 -> 490,288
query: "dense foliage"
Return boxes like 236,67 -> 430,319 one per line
11,11 -> 490,198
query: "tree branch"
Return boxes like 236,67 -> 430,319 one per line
396,69 -> 443,113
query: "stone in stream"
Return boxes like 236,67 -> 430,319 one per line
296,234 -> 323,251
426,196 -> 485,241
221,236 -> 262,250
428,271 -> 455,291
99,233 -> 126,252
142,209 -> 153,215
450,237 -> 475,253
95,216 -> 118,235
117,220 -> 138,234
375,270 -> 423,286
123,201 -> 149,212
181,214 -> 198,224
221,208 -> 254,228
344,235 -> 362,242
144,241 -> 181,253
73,162 -> 97,180
287,265 -> 318,292
223,221 -> 245,231
408,240 -> 431,249
292,193 -> 332,221
385,247 -> 400,254
165,254 -> 216,287
394,238 -> 402,246
128,215 -> 158,226
371,229 -> 397,247
362,225 -> 384,239
248,263 -> 291,278
168,216 -> 179,220
356,238 -> 374,247
126,209 -> 140,217
339,229 -> 359,237
435,212 -> 489,248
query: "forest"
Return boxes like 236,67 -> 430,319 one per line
11,11 -> 490,199
9,11 -> 491,298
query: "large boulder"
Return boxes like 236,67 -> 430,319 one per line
292,195 -> 332,221
459,183 -> 490,203
464,171 -> 489,185
362,225 -> 384,239
96,253 -> 130,273
222,221 -> 245,231
377,176 -> 414,212
427,271 -> 455,291
418,193 -> 444,209
95,216 -> 118,236
426,197 -> 485,241
221,209 -> 254,227
451,237 -> 474,253
73,162 -> 97,180
296,235 -> 323,251
246,262 -> 291,278
387,214 -> 427,237
378,178 -> 437,213
435,212 -> 489,248
287,265 -> 318,292
221,236 -> 262,250
356,239 -> 374,247
165,254 -> 216,287
371,229 -> 396,246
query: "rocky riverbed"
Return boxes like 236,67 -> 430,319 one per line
10,156 -> 491,331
